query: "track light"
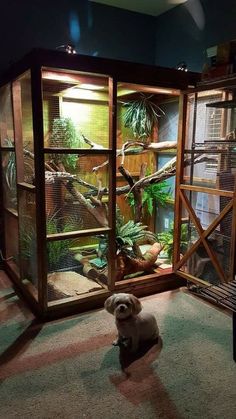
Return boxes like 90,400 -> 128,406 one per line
56,44 -> 77,54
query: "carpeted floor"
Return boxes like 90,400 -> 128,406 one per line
0,270 -> 236,419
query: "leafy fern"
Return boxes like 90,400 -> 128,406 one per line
127,180 -> 172,216
49,118 -> 84,171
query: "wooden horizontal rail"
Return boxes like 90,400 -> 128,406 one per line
4,207 -> 18,218
176,270 -> 210,287
47,227 -> 111,241
17,182 -> 35,191
180,184 -> 234,197
43,147 -> 112,154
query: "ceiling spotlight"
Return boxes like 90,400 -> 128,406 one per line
56,44 -> 77,54
176,61 -> 188,72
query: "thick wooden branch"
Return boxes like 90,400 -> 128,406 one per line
116,242 -> 163,281
82,134 -> 105,150
66,181 -> 108,227
93,140 -> 177,171
119,165 -> 143,222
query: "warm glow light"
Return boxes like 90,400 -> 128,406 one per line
63,87 -> 108,101
79,83 -> 104,90
64,88 -> 96,99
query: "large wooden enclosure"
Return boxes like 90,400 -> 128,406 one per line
174,76 -> 236,288
0,48 -> 199,318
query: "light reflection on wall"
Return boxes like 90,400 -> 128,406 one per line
69,12 -> 81,43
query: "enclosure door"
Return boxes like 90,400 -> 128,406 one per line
174,91 -> 236,287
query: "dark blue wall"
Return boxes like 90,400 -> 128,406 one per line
155,0 -> 236,72
0,0 -> 156,74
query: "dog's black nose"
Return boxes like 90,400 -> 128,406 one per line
119,305 -> 126,312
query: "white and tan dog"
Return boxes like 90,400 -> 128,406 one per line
104,293 -> 159,353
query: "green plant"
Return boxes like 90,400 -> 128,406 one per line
157,222 -> 189,262
20,213 -> 78,272
122,94 -> 165,139
115,209 -> 156,255
127,179 -> 172,216
46,215 -> 71,271
116,219 -> 149,252
20,216 -> 37,260
49,117 -> 84,171
98,209 -> 156,260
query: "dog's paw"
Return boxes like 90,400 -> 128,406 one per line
112,338 -> 120,346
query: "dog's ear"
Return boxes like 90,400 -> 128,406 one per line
104,295 -> 116,314
130,294 -> 142,315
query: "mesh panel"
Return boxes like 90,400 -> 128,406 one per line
18,190 -> 38,298
183,190 -> 220,230
4,211 -> 19,273
178,193 -> 234,284
178,220 -> 199,259
183,146 -> 236,190
0,83 -> 14,146
2,150 -> 17,211
47,235 -> 108,301
18,72 -> 35,184
185,247 -> 221,285
208,229 -> 231,277
42,69 -> 109,149
185,91 -> 224,149
44,153 -> 109,232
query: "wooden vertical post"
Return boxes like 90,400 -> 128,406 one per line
233,311 -> 236,362
107,77 -> 117,291
31,65 -> 47,315
173,93 -> 188,269
12,80 -> 24,183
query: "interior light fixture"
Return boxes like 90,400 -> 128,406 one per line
79,83 -> 104,90
56,44 -> 77,54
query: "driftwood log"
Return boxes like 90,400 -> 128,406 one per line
116,242 -> 163,281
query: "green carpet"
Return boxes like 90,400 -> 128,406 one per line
0,271 -> 235,419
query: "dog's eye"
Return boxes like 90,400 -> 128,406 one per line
126,302 -> 131,307
115,301 -> 120,306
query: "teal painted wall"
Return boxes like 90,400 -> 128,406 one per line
0,0 -> 156,74
155,0 -> 236,72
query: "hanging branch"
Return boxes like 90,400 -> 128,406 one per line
93,140 -> 177,172
24,145 -> 217,229
82,134 -> 105,150
118,165 -> 143,224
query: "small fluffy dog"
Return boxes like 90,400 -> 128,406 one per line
104,293 -> 159,353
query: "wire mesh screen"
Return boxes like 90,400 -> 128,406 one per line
4,211 -> 19,274
183,145 -> 236,190
18,189 -> 38,300
2,150 -> 17,211
18,71 -> 35,184
42,68 -> 110,149
185,91 -> 224,149
44,153 -> 109,233
181,227 -> 231,285
184,247 -> 222,285
0,83 -> 14,146
178,188 -> 234,284
47,234 -> 108,302
178,220 -> 231,286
